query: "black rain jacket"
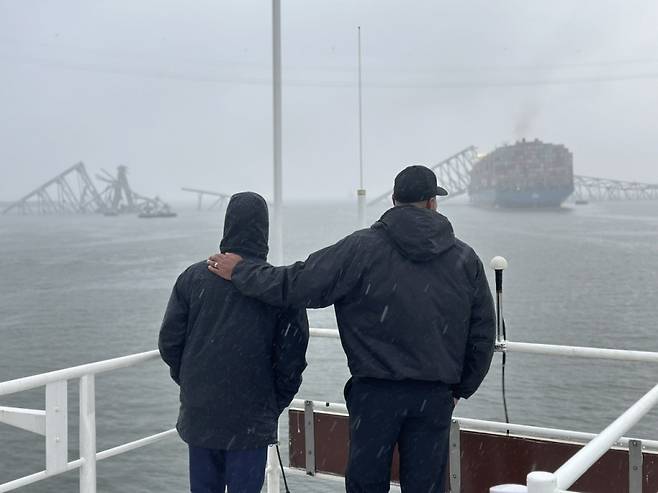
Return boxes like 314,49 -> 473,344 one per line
158,192 -> 309,449
231,205 -> 494,399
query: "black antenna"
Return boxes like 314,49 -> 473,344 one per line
490,256 -> 510,428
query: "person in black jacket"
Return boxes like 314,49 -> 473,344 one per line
159,192 -> 309,493
208,167 -> 495,493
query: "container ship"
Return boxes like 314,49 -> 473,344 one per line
469,139 -> 574,208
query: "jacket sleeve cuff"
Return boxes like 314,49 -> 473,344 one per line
170,368 -> 181,385
451,386 -> 473,400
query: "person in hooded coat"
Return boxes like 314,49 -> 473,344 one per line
158,192 -> 309,493
207,167 -> 495,493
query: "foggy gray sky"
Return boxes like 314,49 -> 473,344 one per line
1,1 -> 657,202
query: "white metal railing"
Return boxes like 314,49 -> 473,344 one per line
491,339 -> 658,492
0,350 -> 171,493
1,328 -> 658,492
521,384 -> 658,493
504,340 -> 658,363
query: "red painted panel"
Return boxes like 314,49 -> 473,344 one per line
289,411 -> 400,480
288,410 -> 658,492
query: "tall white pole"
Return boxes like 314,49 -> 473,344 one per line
357,26 -> 364,191
272,0 -> 284,267
356,26 -> 367,228
267,2 -> 283,492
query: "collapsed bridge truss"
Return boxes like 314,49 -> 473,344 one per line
368,146 -> 480,206
2,162 -> 106,215
573,175 -> 658,202
2,163 -> 172,215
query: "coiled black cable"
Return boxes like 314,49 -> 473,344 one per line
501,318 -> 510,432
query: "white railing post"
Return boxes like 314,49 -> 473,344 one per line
526,471 -> 557,493
266,444 -> 281,493
79,375 -> 97,493
45,380 -> 68,474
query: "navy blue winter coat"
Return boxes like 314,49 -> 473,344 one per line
230,205 -> 494,399
159,192 -> 309,449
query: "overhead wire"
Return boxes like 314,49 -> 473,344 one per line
2,49 -> 658,89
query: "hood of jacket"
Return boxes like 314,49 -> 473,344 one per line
373,205 -> 455,262
219,192 -> 269,261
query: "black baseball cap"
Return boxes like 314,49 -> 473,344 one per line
393,165 -> 448,203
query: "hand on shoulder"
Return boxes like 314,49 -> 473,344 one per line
207,253 -> 243,280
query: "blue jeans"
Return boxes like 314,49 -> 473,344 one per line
188,445 -> 268,493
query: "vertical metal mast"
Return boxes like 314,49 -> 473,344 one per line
272,0 -> 284,266
267,2 -> 283,492
356,26 -> 367,228
358,26 -> 364,191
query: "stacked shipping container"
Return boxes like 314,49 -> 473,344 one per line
469,139 -> 574,207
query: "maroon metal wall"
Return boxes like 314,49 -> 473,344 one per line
289,410 -> 658,492
459,431 -> 658,492
289,411 -> 401,480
